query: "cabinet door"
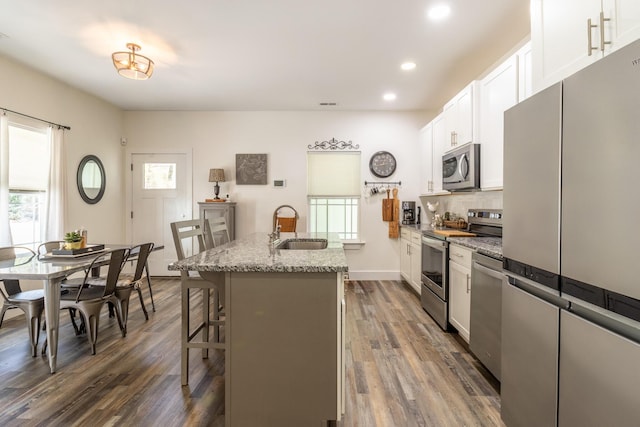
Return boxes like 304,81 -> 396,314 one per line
400,240 -> 411,282
419,123 -> 433,194
455,84 -> 475,146
409,241 -> 421,291
443,83 -> 477,150
602,0 -> 640,55
431,113 -> 446,193
443,100 -> 457,151
479,55 -> 519,190
517,42 -> 533,101
531,0 -> 603,92
448,260 -> 471,342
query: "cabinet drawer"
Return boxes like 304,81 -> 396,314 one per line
411,232 -> 422,246
449,244 -> 473,267
401,227 -> 411,241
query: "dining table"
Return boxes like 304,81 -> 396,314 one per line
0,243 -> 161,373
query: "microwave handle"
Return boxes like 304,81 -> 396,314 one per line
458,153 -> 469,179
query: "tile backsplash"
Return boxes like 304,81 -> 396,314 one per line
418,190 -> 503,224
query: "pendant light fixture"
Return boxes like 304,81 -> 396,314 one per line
112,43 -> 154,80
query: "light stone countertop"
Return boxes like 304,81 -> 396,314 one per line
447,236 -> 503,260
168,232 -> 348,273
400,224 -> 503,260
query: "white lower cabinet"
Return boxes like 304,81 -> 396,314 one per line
400,227 -> 422,294
448,244 -> 473,342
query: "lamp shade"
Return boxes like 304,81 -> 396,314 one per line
209,168 -> 226,182
112,43 -> 154,80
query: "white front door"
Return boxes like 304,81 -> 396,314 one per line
131,153 -> 191,276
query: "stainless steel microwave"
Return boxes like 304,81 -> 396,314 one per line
442,143 -> 480,191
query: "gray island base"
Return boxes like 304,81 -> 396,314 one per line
169,232 -> 348,427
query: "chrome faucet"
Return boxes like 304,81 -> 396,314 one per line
268,224 -> 281,244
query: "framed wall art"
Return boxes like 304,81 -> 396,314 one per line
236,153 -> 268,185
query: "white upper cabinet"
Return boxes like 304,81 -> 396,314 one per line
602,0 -> 640,54
420,114 -> 448,195
419,123 -> 433,194
443,81 -> 479,151
532,0 -> 640,92
479,51 -> 520,190
517,42 -> 533,102
430,113 -> 447,194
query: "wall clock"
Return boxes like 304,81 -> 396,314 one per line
369,151 -> 397,178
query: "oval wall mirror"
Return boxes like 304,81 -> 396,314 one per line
77,155 -> 106,204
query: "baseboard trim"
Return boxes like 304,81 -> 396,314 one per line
346,271 -> 401,281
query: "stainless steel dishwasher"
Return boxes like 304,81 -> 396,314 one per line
469,251 -> 504,381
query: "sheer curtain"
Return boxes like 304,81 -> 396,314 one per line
43,126 -> 66,241
0,113 -> 12,246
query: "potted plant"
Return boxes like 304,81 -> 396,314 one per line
64,231 -> 83,250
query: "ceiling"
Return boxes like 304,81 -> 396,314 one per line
0,1 -> 530,112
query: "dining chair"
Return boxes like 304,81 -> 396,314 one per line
37,240 -> 92,335
57,248 -> 130,355
204,216 -> 231,250
69,243 -> 155,333
0,246 -> 44,357
170,219 -> 225,385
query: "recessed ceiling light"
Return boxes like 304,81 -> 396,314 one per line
428,3 -> 451,21
401,62 -> 416,71
383,93 -> 397,101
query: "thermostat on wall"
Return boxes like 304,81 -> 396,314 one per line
273,179 -> 286,188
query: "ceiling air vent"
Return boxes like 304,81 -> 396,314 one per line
319,102 -> 338,106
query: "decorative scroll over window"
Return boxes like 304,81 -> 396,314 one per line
308,137 -> 360,151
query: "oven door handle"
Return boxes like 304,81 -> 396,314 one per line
472,260 -> 505,281
422,237 -> 446,250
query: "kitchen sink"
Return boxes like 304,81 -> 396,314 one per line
276,238 -> 328,250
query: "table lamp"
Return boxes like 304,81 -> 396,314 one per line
209,168 -> 226,200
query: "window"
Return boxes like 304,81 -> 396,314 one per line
8,123 -> 49,245
144,163 -> 177,189
307,151 -> 360,240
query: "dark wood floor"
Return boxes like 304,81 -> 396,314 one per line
0,278 -> 502,426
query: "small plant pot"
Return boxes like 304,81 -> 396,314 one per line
64,241 -> 83,250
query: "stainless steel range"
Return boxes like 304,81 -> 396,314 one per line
420,209 -> 502,332
420,231 -> 449,330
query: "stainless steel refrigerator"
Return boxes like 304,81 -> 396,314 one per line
502,38 -> 640,427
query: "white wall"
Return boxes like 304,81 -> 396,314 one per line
0,55 -> 125,318
123,110 -> 427,278
0,55 -> 125,244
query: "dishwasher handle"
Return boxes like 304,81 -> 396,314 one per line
472,260 -> 505,281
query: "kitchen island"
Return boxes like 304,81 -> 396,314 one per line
169,232 -> 348,427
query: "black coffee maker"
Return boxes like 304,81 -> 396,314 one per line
401,201 -> 416,225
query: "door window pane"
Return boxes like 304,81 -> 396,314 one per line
144,163 -> 176,189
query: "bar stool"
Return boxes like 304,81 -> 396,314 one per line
170,219 -> 225,386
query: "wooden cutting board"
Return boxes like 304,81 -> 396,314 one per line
432,229 -> 476,237
382,189 -> 393,221
389,188 -> 400,238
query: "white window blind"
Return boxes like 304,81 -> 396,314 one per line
8,125 -> 49,190
307,151 -> 361,196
